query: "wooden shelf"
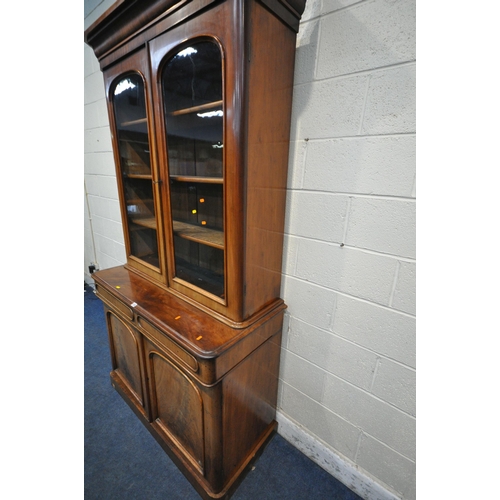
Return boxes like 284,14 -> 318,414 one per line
130,217 -> 157,230
170,175 -> 223,184
125,174 -> 152,180
127,197 -> 154,204
119,138 -> 149,145
173,220 -> 224,249
121,117 -> 147,126
170,100 -> 223,117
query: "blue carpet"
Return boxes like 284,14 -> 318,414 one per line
84,283 -> 362,500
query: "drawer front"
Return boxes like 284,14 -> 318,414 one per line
137,316 -> 199,373
95,284 -> 134,321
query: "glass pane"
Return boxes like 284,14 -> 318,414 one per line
173,238 -> 224,297
113,73 -> 159,268
163,42 -> 223,178
170,181 -> 223,231
162,41 -> 225,298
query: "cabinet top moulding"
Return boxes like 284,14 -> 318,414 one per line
84,0 -> 307,64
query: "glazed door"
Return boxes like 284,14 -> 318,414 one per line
104,48 -> 166,283
162,40 -> 225,301
149,3 -> 246,321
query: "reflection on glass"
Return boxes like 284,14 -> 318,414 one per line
113,73 -> 159,268
162,40 -> 224,298
163,41 -> 223,178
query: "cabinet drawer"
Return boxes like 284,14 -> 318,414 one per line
95,284 -> 134,321
137,316 -> 199,373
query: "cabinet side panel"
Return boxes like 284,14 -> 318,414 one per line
222,330 -> 282,481
243,2 -> 297,318
107,310 -> 146,408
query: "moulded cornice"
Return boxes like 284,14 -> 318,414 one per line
84,0 -> 307,60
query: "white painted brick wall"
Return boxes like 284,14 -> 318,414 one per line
333,294 -> 416,368
282,276 -> 337,330
370,359 -> 416,416
391,261 -> 416,316
291,75 -> 369,139
317,0 -> 416,78
287,317 -> 379,390
303,136 -> 416,196
321,373 -> 415,460
84,4 -> 126,283
356,433 -> 416,499
361,65 -> 416,135
296,240 -> 398,304
279,382 -> 361,458
285,191 -> 348,242
345,197 -> 416,258
84,0 -> 416,498
279,1 -> 416,499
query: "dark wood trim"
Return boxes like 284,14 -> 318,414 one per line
84,0 -> 307,62
85,0 -> 192,59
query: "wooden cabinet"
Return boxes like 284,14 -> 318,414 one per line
85,0 -> 305,498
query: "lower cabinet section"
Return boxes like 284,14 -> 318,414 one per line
97,276 -> 283,500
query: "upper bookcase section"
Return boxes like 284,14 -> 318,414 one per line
84,0 -> 307,64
